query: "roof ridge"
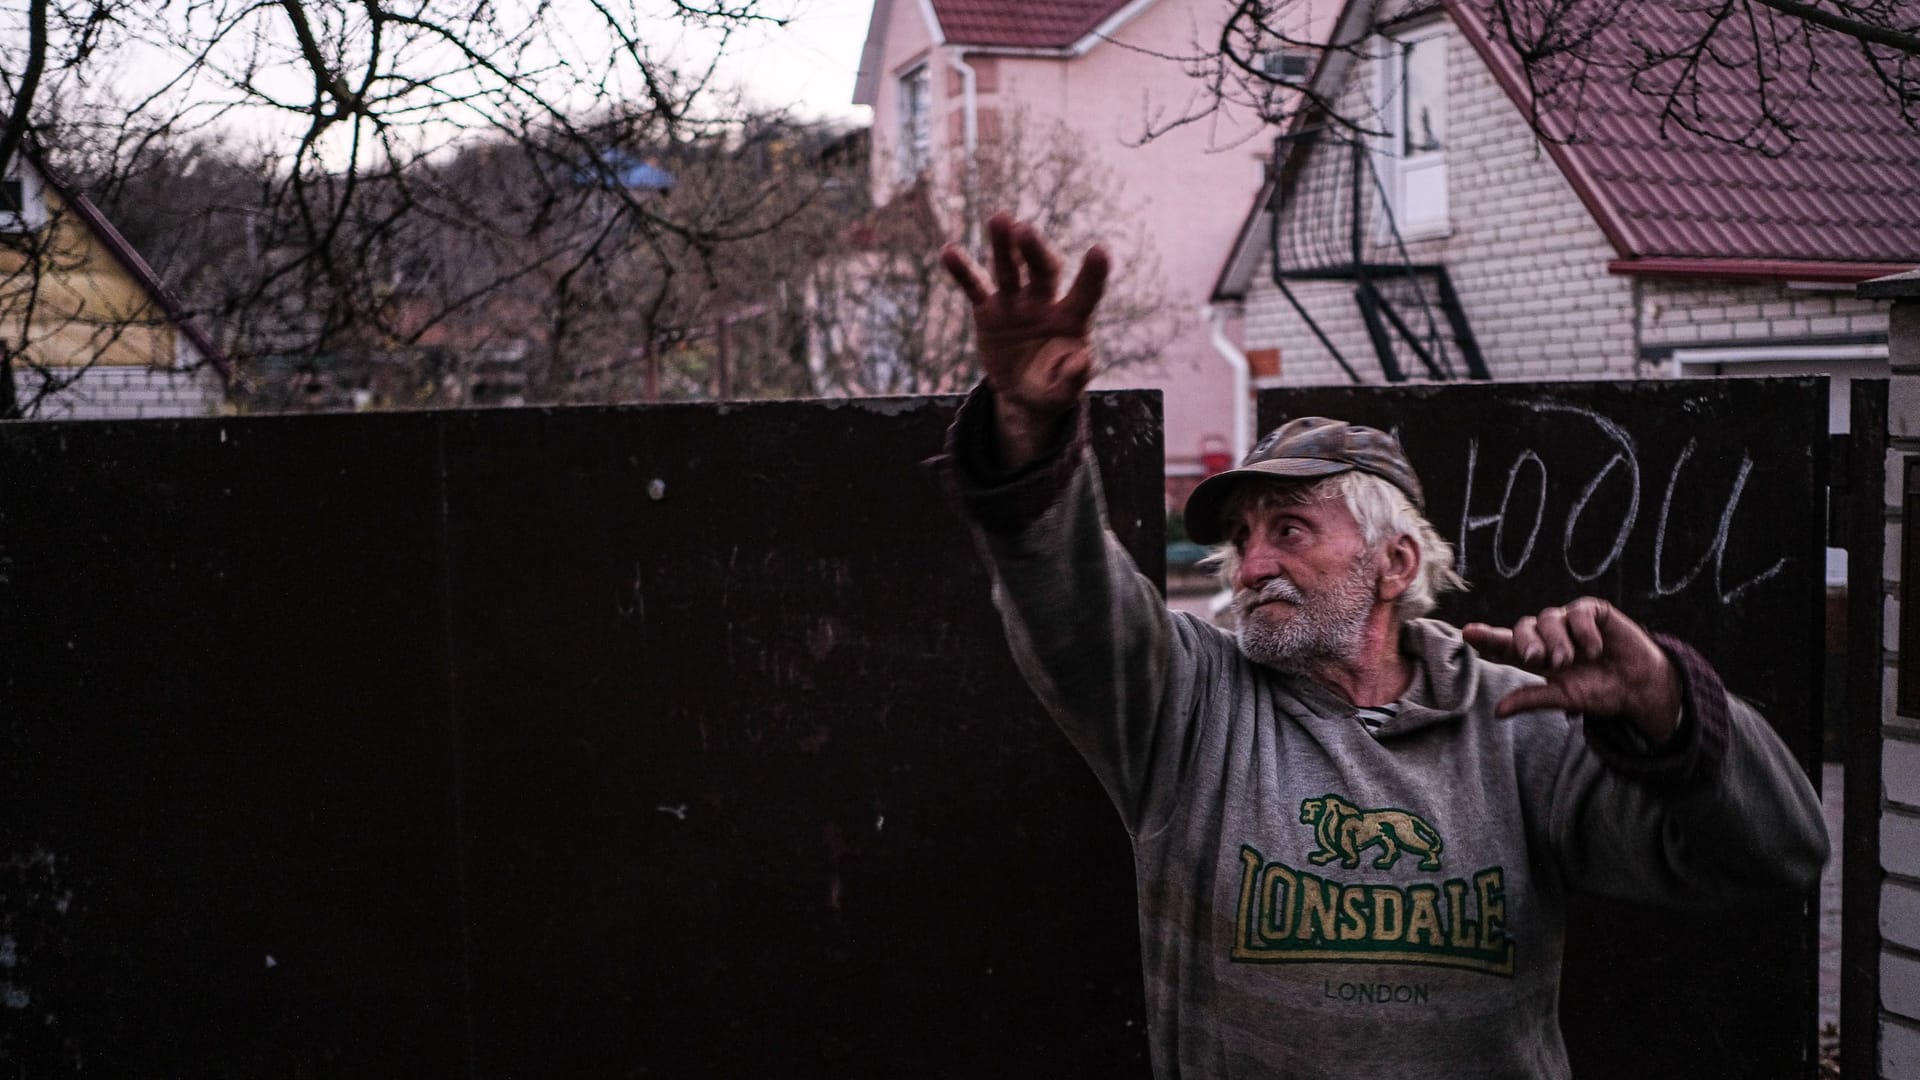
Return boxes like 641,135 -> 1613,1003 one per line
927,0 -> 1143,49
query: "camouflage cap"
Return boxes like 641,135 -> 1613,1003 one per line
1183,416 -> 1425,545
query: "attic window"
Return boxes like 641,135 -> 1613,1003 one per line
1399,36 -> 1447,155
1257,48 -> 1314,85
898,64 -> 932,181
0,167 -> 48,232
1376,23 -> 1450,238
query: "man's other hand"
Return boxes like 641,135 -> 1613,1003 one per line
941,212 -> 1109,471
1461,597 -> 1685,747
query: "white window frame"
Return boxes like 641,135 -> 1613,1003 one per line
897,63 -> 932,182
0,158 -> 51,234
1374,22 -> 1450,240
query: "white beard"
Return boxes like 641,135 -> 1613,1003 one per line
1233,555 -> 1380,673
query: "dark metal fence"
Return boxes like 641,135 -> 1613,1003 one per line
0,378 -> 1829,1078
0,393 -> 1165,1078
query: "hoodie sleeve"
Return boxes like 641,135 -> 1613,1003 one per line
930,382 -> 1226,836
1542,640 -> 1828,905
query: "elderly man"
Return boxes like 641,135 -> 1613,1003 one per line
937,215 -> 1826,1079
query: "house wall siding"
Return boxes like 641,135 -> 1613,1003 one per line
1882,291 -> 1920,1079
15,362 -> 224,420
0,186 -> 194,373
866,0 -> 944,195
1641,278 -> 1888,351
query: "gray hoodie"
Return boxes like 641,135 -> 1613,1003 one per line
941,387 -> 1828,1080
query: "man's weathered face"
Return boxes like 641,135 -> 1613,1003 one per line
1228,487 -> 1381,671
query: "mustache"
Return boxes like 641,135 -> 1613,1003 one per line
1236,576 -> 1304,616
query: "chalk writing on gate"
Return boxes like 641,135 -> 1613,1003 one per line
1447,399 -> 1790,605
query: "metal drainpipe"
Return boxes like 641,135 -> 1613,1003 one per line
1204,304 -> 1252,459
950,52 -> 980,247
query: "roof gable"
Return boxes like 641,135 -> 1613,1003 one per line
930,0 -> 1140,49
855,0 -> 1161,103
13,149 -> 228,376
1237,0 -> 1920,278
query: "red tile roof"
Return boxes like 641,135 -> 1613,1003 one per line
1448,0 -> 1920,271
930,0 -> 1135,49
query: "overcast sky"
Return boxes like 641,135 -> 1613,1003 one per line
700,0 -> 875,125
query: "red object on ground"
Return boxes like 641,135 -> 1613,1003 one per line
1200,435 -> 1233,476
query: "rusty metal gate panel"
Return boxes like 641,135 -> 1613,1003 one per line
1260,378 -> 1827,1080
0,392 -> 1163,1077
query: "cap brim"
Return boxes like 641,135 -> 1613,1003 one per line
1182,459 -> 1353,545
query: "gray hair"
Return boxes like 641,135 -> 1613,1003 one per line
1207,472 -> 1465,620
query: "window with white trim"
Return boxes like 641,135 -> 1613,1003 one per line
897,64 -> 932,181
0,160 -> 50,233
1376,24 -> 1449,237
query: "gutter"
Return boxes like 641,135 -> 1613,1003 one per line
1607,257 -> 1919,284
1204,304 -> 1251,460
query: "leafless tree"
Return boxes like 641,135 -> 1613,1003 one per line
0,0 -> 818,416
1139,0 -> 1918,153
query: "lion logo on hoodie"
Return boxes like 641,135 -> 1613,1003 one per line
1300,795 -> 1444,872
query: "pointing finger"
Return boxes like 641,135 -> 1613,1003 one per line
1495,682 -> 1571,719
1460,623 -> 1517,663
1062,245 -> 1110,330
941,245 -> 990,306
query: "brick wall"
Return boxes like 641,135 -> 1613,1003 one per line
1642,278 -> 1888,351
1243,20 -> 1641,386
1880,286 -> 1920,1078
14,363 -> 226,420
1240,20 -> 1892,389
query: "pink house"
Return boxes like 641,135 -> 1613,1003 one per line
852,0 -> 1318,488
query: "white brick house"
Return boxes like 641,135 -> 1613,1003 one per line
1212,0 -> 1916,438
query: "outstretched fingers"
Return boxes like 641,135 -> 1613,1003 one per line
1016,224 -> 1062,300
989,213 -> 1021,297
1491,682 -> 1574,719
941,245 -> 990,306
1062,245 -> 1110,330
1460,622 -> 1515,662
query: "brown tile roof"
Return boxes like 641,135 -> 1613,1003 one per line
930,0 -> 1134,48
1449,0 -> 1920,273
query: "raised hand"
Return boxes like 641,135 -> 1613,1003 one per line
1460,597 -> 1684,745
941,212 -> 1109,469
